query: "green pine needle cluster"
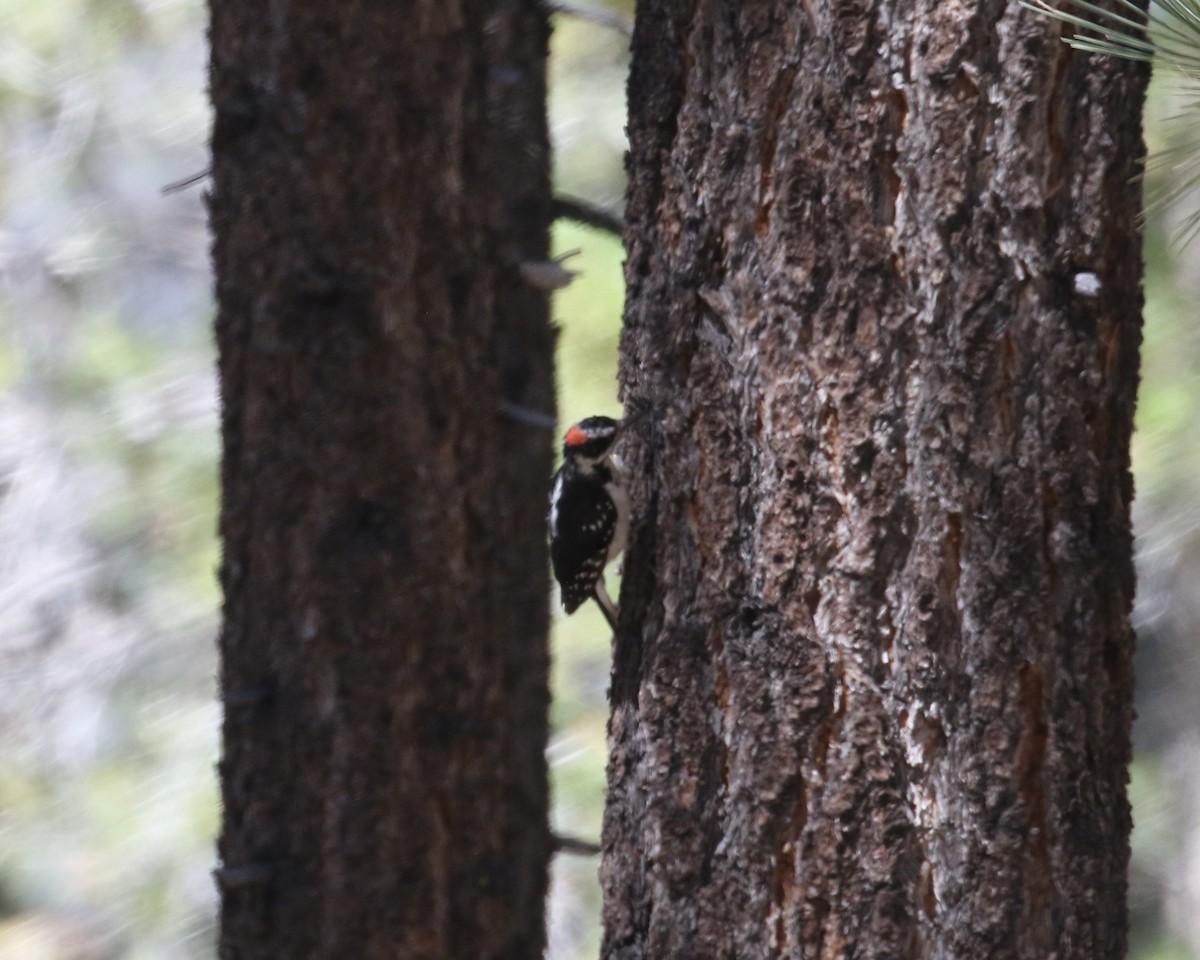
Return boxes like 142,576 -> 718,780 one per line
1024,0 -> 1200,243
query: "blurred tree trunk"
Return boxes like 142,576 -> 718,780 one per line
607,2 -> 1145,958
209,2 -> 554,958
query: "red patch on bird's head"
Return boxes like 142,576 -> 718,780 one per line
564,424 -> 588,448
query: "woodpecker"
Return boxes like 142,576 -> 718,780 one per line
549,416 -> 628,629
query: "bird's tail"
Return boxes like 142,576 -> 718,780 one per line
593,579 -> 618,632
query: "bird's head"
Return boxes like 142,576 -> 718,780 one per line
562,416 -> 621,466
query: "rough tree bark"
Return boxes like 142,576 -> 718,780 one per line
209,2 -> 554,958
606,2 -> 1144,958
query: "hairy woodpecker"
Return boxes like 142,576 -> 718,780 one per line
549,416 -> 628,629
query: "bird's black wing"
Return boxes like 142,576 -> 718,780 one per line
549,467 -> 617,614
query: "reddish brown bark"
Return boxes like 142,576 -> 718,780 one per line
209,2 -> 555,958
607,1 -> 1144,957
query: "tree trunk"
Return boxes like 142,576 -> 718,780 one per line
606,2 -> 1144,958
209,2 -> 554,958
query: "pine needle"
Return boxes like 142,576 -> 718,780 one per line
1022,0 -> 1200,244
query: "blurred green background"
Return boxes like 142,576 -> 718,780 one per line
0,1 -> 1196,958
